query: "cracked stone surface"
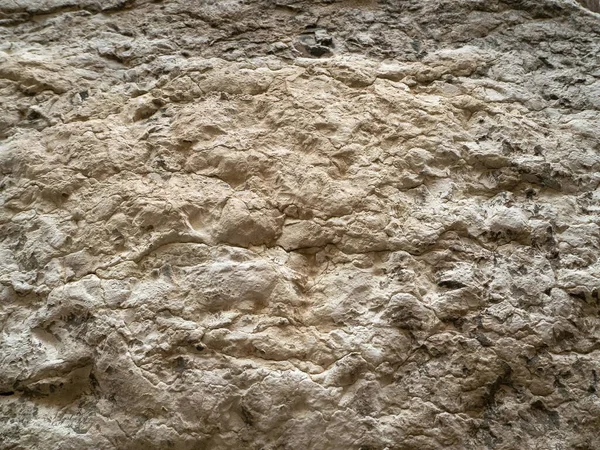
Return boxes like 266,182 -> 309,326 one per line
1,0 -> 600,449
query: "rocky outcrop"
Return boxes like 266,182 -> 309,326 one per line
1,1 -> 599,449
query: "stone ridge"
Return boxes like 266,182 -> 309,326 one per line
578,0 -> 600,12
0,0 -> 599,449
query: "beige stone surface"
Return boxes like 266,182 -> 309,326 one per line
1,0 -> 600,449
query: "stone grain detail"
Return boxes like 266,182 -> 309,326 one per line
1,0 -> 600,449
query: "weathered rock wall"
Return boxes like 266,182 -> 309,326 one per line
1,0 -> 599,449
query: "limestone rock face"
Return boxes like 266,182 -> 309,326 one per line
1,1 -> 600,449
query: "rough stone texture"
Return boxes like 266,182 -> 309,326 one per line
1,0 -> 600,449
578,0 -> 600,13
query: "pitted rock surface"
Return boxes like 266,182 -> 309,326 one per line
1,1 -> 600,449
